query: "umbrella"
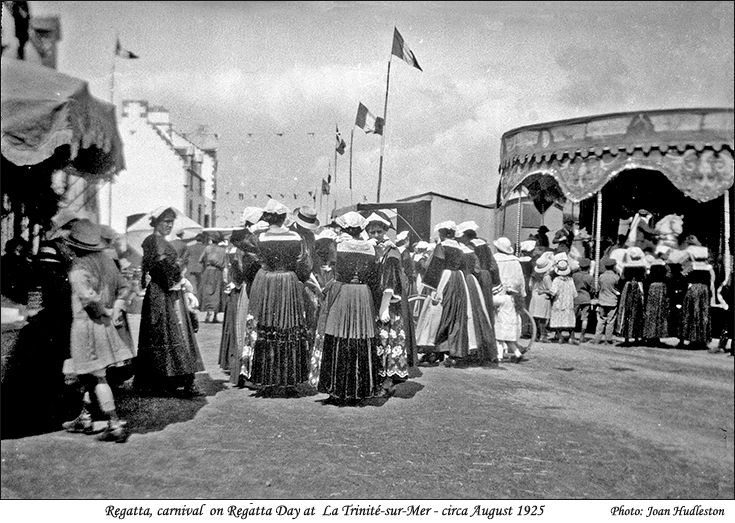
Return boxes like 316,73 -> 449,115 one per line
125,207 -> 203,257
1,58 -> 125,180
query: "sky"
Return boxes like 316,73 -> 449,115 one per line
28,1 -> 735,224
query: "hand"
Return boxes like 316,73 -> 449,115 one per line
186,292 -> 199,310
380,309 -> 390,323
112,300 -> 126,326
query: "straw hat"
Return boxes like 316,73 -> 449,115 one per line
623,246 -> 647,267
293,206 -> 320,230
315,228 -> 337,241
493,237 -> 514,255
534,252 -> 554,273
66,219 -> 106,252
555,259 -> 571,276
395,230 -> 409,244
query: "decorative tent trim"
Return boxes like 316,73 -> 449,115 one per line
1,58 -> 125,181
498,108 -> 734,206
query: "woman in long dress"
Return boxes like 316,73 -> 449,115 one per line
134,207 -> 204,397
678,245 -> 716,350
365,212 -> 416,396
642,255 -> 671,346
317,212 -> 381,405
415,221 -> 470,365
247,199 -> 311,396
615,247 -> 647,346
199,232 -> 227,323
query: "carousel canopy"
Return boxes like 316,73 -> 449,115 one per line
498,108 -> 734,211
1,58 -> 125,180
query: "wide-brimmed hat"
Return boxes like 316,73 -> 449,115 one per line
493,237 -> 514,255
239,206 -> 263,227
555,259 -> 571,276
455,221 -> 479,236
293,206 -> 320,230
66,219 -> 106,251
336,211 -> 367,230
534,252 -> 554,273
520,239 -> 536,253
637,209 -> 652,217
365,211 -> 393,229
623,246 -> 647,267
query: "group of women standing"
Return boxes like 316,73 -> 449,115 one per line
215,201 -> 418,405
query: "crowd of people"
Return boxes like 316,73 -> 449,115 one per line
1,202 -> 732,442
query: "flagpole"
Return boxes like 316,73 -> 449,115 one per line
349,128 -> 354,205
334,123 -> 338,187
376,58 -> 392,203
326,160 -> 331,225
106,36 -> 118,227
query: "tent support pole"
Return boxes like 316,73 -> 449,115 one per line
594,191 -> 602,291
516,192 -> 523,255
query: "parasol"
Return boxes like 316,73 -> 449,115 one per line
125,207 -> 203,257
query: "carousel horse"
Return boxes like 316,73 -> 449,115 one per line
654,213 -> 683,250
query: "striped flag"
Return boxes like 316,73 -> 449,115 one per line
391,28 -> 421,71
355,103 -> 384,135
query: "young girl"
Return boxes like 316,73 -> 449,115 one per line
548,258 -> 577,343
529,252 -> 554,343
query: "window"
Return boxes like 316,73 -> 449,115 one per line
198,205 -> 202,224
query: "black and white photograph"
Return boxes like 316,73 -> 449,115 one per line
1,0 -> 733,518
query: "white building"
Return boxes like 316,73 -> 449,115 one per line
99,100 -> 218,232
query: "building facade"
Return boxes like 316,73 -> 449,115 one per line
99,100 -> 217,232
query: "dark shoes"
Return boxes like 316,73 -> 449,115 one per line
96,421 -> 129,443
62,412 -> 94,434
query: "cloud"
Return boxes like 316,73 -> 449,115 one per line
554,45 -> 632,109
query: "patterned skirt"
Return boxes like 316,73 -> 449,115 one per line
643,282 -> 670,339
615,281 -> 645,340
679,283 -> 710,344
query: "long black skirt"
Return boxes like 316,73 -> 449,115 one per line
679,283 -> 710,344
643,282 -> 670,339
615,281 -> 645,340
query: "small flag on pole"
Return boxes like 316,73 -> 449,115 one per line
391,27 -> 422,71
115,37 -> 139,59
336,125 -> 346,155
355,103 -> 384,135
321,179 -> 330,196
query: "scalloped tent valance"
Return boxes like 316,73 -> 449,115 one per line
1,58 -> 125,180
498,108 -> 734,208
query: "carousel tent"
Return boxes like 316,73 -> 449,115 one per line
496,107 -> 734,284
1,58 -> 125,244
1,58 -> 124,177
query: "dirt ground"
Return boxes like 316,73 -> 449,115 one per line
1,315 -> 733,500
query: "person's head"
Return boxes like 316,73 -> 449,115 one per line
293,206 -> 320,231
4,236 -> 29,258
262,199 -> 290,227
493,237 -> 514,255
365,221 -> 388,241
603,258 -> 618,272
65,219 -> 106,255
151,207 -> 176,237
335,211 -> 366,239
563,214 -> 575,228
538,225 -> 549,235
577,257 -> 591,270
195,232 -> 207,243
